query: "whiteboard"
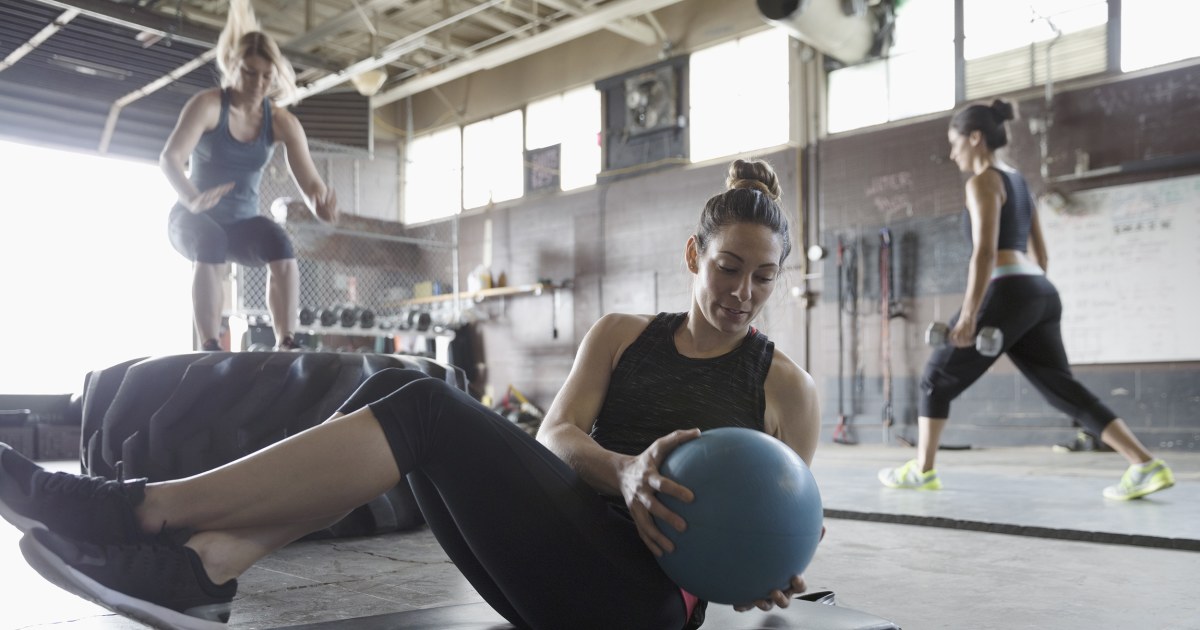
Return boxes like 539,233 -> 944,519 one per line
1040,174 -> 1200,364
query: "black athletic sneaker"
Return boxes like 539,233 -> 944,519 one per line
0,443 -> 148,543
20,528 -> 236,629
201,339 -> 222,351
275,335 -> 305,351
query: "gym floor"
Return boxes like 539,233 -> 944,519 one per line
4,445 -> 1198,630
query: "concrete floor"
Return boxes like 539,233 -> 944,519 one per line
4,445 -> 1198,630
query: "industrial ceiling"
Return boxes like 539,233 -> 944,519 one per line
0,0 -> 682,159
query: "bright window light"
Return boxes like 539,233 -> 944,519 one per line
827,0 -> 954,134
404,126 -> 462,224
462,110 -> 524,209
0,139 -> 192,394
887,44 -> 956,120
828,60 -> 888,133
526,86 -> 601,191
689,28 -> 790,163
1121,0 -> 1200,71
964,0 -> 1107,60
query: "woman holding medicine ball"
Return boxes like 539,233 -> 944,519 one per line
3,157 -> 823,630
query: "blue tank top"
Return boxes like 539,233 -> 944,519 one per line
590,312 -> 774,457
962,167 -> 1033,252
187,89 -> 275,224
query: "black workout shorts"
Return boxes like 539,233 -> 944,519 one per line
168,205 -> 295,266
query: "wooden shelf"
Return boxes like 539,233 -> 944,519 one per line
387,282 -> 565,308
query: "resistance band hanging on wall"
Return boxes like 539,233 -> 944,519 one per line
879,228 -> 893,445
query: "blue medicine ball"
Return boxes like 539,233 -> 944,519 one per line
654,427 -> 823,605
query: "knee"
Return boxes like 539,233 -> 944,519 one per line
919,380 -> 955,419
365,368 -> 434,391
341,369 -> 441,415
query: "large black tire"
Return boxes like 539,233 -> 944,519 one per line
80,352 -> 468,538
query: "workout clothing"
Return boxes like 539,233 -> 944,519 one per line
992,262 -> 1044,279
185,89 -> 275,224
166,89 -> 293,266
591,311 -> 773,458
923,169 -> 1118,434
168,207 -> 294,266
350,313 -> 777,630
961,167 -> 1034,252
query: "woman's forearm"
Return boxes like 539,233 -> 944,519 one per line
160,154 -> 199,205
960,247 -> 995,317
538,423 -> 627,496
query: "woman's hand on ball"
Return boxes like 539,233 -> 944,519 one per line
620,428 -> 701,557
733,574 -> 807,612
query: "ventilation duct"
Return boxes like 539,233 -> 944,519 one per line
757,0 -> 878,64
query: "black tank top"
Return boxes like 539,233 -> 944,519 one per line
590,312 -> 774,457
962,167 -> 1033,252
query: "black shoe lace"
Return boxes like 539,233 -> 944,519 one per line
39,471 -> 114,501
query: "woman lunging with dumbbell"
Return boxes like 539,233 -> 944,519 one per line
878,100 -> 1174,500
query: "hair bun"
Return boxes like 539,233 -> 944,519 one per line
725,159 -> 781,202
990,99 -> 1016,122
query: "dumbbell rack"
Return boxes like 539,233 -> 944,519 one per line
228,314 -> 456,364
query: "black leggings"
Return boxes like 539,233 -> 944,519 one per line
335,369 -> 687,630
919,274 -> 1117,436
168,206 -> 294,266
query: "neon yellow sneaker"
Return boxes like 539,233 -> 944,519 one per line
1103,459 -> 1175,500
878,459 -> 942,490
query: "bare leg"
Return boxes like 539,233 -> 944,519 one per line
917,416 -> 947,473
187,513 -> 348,584
193,262 -> 225,345
1099,418 -> 1154,465
136,408 -> 399,534
267,258 -> 299,343
175,410 -> 362,583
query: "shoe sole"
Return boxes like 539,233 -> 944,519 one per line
1105,479 -> 1176,501
878,472 -> 942,490
19,531 -> 229,630
0,499 -> 45,535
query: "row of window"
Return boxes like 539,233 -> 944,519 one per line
404,0 -> 1199,224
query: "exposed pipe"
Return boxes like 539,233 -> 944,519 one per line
1044,151 -> 1200,184
98,48 -> 218,153
0,8 -> 80,73
1034,11 -> 1062,181
372,0 -> 687,108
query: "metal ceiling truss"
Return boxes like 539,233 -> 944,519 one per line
5,0 -> 685,155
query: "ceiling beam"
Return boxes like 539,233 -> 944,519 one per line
0,7 -> 80,73
372,0 -> 687,108
535,0 -> 658,46
31,0 -> 337,71
280,0 -> 509,106
284,0 -> 410,51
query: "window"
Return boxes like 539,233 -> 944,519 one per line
827,0 -> 955,133
462,110 -> 524,209
689,28 -> 790,163
526,86 -> 601,191
1121,0 -> 1200,71
403,126 -> 462,224
0,139 -> 192,394
963,0 -> 1108,99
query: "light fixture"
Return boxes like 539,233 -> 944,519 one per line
351,68 -> 388,96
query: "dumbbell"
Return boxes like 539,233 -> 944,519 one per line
359,308 -> 375,329
407,310 -> 432,332
299,307 -> 316,327
336,306 -> 359,328
925,322 -> 1003,357
319,308 -> 338,327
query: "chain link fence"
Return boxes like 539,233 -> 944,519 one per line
232,141 -> 460,350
